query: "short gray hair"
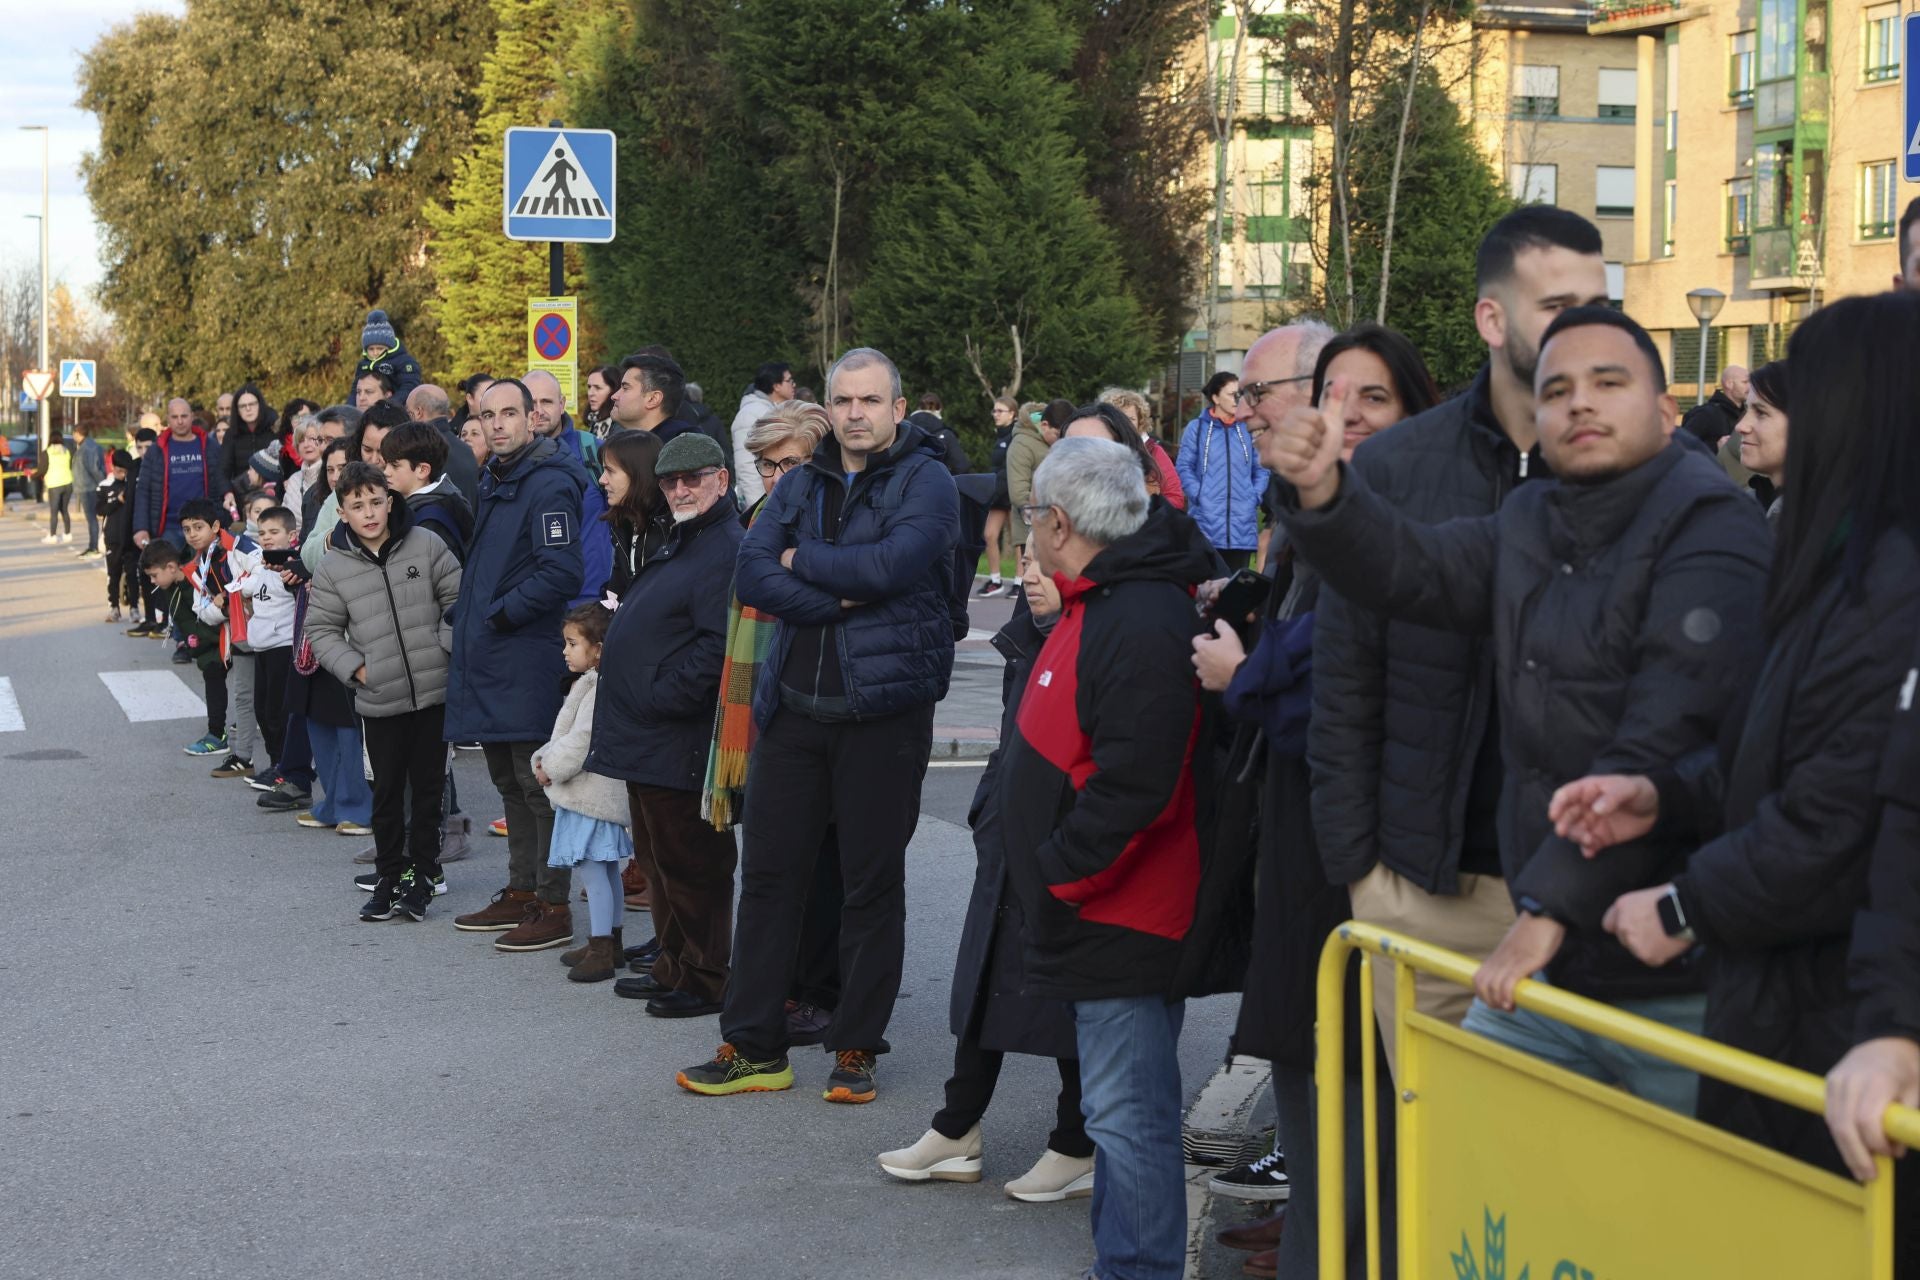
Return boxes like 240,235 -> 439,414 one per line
826,347 -> 902,403
1291,317 -> 1337,377
1031,437 -> 1148,547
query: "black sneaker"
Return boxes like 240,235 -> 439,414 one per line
976,578 -> 1002,597
1207,1148 -> 1290,1202
823,1049 -> 878,1104
209,755 -> 254,779
395,871 -> 432,922
171,646 -> 193,665
125,619 -> 160,637
356,870 -> 446,896
257,782 -> 311,811
359,876 -> 401,922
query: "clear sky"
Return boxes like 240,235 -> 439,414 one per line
0,1 -> 185,297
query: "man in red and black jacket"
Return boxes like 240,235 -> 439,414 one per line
998,436 -> 1213,1280
132,397 -> 225,551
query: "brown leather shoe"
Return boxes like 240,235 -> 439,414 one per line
567,935 -> 620,982
622,861 -> 651,911
562,925 -> 622,968
1242,1246 -> 1278,1278
495,899 -> 573,952
452,887 -> 537,933
1217,1209 -> 1285,1253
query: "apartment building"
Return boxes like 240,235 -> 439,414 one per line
1600,0 -> 1907,400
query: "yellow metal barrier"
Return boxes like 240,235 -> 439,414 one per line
1316,921 -> 1920,1280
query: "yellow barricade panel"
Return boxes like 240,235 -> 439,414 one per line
1398,1012 -> 1888,1280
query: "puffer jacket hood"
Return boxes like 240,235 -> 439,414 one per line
1174,408 -> 1268,551
306,494 -> 464,718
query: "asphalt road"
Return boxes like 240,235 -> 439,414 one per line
0,508 -> 1257,1280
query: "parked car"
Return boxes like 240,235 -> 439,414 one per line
3,435 -> 41,501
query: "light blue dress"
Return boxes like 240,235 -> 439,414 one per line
546,804 -> 632,868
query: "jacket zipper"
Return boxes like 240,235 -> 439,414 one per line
372,546 -> 420,709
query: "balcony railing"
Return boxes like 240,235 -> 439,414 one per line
1590,0 -> 1684,25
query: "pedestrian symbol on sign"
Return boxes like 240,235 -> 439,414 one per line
510,137 -> 608,220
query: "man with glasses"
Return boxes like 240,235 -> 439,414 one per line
677,346 -> 959,1103
586,433 -> 744,1018
731,360 -> 799,507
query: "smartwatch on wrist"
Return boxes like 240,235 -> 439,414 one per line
1656,885 -> 1696,942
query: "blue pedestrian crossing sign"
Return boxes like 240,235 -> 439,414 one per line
503,127 -> 617,243
1905,14 -> 1920,181
58,359 -> 96,399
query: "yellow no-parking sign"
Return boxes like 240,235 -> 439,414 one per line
526,296 -> 578,408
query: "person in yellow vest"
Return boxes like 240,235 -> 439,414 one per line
40,430 -> 74,545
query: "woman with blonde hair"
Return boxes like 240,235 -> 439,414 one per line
693,399 -> 844,1045
1099,387 -> 1184,509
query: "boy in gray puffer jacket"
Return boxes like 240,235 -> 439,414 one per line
305,462 -> 463,923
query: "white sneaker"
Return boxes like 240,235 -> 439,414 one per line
39,534 -> 57,544
1004,1148 -> 1096,1202
60,532 -> 73,543
877,1126 -> 983,1183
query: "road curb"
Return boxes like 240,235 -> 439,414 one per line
931,732 -> 997,761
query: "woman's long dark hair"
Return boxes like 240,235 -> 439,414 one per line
600,428 -> 664,530
1770,294 -> 1920,631
1747,360 -> 1789,415
229,383 -> 278,438
1309,323 -> 1442,420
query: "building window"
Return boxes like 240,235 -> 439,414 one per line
1512,64 -> 1560,117
1597,68 -> 1637,120
1865,3 -> 1901,82
1725,177 -> 1752,252
1511,162 -> 1558,205
1861,160 -> 1898,239
1604,262 -> 1625,307
1595,166 -> 1635,218
1663,181 -> 1678,256
1665,50 -> 1681,150
1729,31 -> 1755,104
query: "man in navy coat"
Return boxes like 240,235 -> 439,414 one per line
446,378 -> 587,953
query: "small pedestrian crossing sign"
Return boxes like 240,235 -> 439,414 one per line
58,359 -> 96,398
503,127 -> 617,243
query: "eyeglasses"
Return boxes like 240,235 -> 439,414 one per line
1016,502 -> 1056,527
660,467 -> 721,493
754,456 -> 805,478
1234,375 -> 1313,409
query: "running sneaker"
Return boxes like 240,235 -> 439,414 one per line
975,578 -> 1003,597
182,733 -> 226,756
294,811 -> 333,829
244,768 -> 279,792
356,870 -> 446,896
209,755 -> 254,779
488,817 -> 508,837
394,871 -> 433,922
676,1044 -> 794,1096
336,821 -> 373,837
359,875 -> 401,922
1208,1149 -> 1290,1202
824,1049 -> 878,1104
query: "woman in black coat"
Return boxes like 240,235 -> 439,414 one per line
220,383 -> 280,496
1552,294 -> 1920,1203
876,559 -> 1092,1203
596,428 -> 665,601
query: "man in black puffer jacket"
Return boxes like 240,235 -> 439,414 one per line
1273,307 -> 1770,1112
676,347 -> 958,1106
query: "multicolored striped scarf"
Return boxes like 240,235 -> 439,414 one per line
702,507 -> 777,830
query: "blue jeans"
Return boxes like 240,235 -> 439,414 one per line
1073,996 -> 1187,1280
309,720 -> 371,826
1462,983 -> 1707,1116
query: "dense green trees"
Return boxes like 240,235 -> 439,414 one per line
78,1 -> 489,403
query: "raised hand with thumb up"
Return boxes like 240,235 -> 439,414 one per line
1262,378 -> 1353,511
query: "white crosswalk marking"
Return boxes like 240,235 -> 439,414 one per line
0,677 -> 22,733
97,670 -> 206,723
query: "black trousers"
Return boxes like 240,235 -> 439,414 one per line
106,544 -> 140,609
791,827 -> 844,1009
362,703 -> 449,880
483,740 -> 567,903
722,704 -> 934,1059
252,646 -> 291,767
202,661 -> 228,740
627,783 -> 739,1003
933,1041 -> 1092,1159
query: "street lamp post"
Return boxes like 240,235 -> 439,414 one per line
1685,287 -> 1726,407
20,126 -> 49,451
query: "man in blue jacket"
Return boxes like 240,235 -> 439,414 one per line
132,398 -> 225,551
446,378 -> 587,954
524,369 -> 611,606
676,347 -> 959,1104
586,432 -> 744,1019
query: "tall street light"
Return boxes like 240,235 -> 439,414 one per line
1685,286 -> 1726,408
20,125 -> 48,450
